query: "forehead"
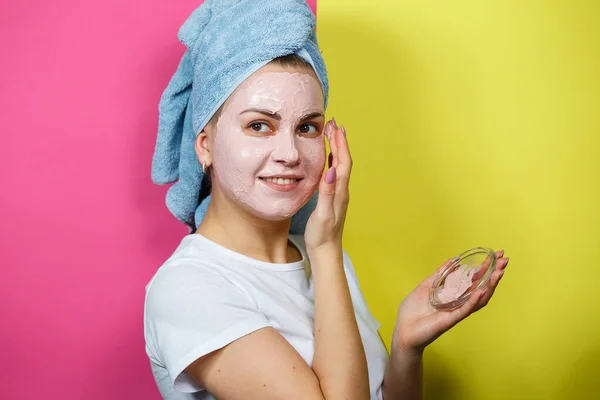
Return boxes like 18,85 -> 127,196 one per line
223,67 -> 324,111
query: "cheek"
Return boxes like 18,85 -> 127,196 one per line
298,138 -> 326,179
214,132 -> 268,172
235,143 -> 271,171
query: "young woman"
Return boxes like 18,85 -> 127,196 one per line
144,2 -> 509,399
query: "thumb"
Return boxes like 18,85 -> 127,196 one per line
314,166 -> 336,218
444,288 -> 485,324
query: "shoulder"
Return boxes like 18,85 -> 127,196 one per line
145,237 -> 246,317
147,260 -> 233,303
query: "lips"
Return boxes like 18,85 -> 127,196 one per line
259,177 -> 302,185
258,176 -> 303,192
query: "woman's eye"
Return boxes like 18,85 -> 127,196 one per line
298,123 -> 319,135
249,122 -> 271,133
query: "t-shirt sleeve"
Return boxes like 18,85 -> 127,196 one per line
342,249 -> 382,332
144,262 -> 271,393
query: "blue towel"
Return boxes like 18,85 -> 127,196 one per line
151,0 -> 329,232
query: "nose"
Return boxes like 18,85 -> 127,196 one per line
271,131 -> 300,166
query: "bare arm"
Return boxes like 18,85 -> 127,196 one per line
311,248 -> 370,399
306,120 -> 369,398
381,349 -> 423,400
185,327 -> 326,400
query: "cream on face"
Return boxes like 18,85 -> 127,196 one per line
211,70 -> 325,220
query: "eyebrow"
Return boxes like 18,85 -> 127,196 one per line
240,108 -> 324,122
299,111 -> 325,121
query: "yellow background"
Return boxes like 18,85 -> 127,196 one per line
317,1 -> 600,399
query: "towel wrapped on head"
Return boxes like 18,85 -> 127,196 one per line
151,0 -> 329,232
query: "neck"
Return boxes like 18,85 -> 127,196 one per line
195,187 -> 299,264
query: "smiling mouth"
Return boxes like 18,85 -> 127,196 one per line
259,177 -> 303,185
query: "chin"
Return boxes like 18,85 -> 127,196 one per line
247,190 -> 317,222
251,205 -> 302,221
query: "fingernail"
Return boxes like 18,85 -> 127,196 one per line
332,117 -> 338,129
341,125 -> 347,137
325,166 -> 336,184
324,120 -> 333,139
499,249 -> 505,256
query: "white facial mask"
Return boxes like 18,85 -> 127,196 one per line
211,70 -> 326,220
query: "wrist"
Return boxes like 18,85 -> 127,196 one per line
307,242 -> 343,260
391,338 -> 424,363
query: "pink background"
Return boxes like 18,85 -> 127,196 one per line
0,0 -> 316,398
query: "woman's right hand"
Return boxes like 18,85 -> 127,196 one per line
304,119 -> 352,255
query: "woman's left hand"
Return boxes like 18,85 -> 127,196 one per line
391,250 -> 509,357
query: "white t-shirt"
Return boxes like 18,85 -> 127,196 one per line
144,233 -> 389,399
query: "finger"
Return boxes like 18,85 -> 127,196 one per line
477,251 -> 494,275
473,268 -> 506,312
472,249 -> 505,282
333,124 -> 352,217
334,124 -> 352,188
325,119 -> 338,169
464,256 -> 508,312
433,287 -> 485,333
476,257 -> 508,285
497,257 -> 510,271
445,287 -> 486,324
313,166 -> 337,219
471,263 -> 487,282
478,249 -> 503,271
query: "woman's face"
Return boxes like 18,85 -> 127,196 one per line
210,66 -> 326,220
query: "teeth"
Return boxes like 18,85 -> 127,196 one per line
264,178 -> 297,185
